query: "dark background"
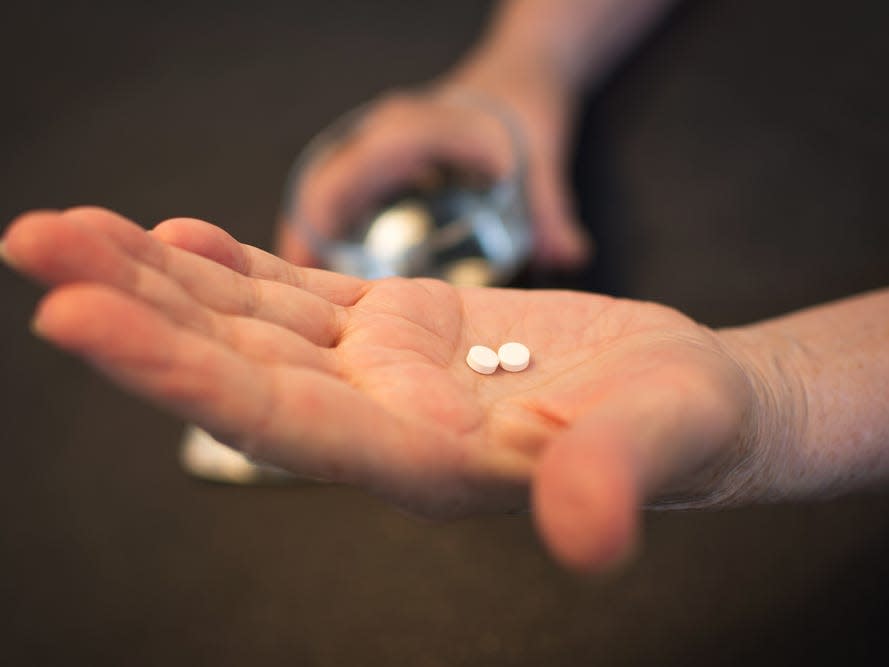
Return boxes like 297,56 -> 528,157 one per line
2,1 -> 888,665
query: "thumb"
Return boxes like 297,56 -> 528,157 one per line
274,216 -> 317,267
527,159 -> 594,268
532,413 -> 641,574
532,368 -> 737,573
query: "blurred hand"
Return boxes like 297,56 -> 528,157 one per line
5,208 -> 766,572
278,78 -> 593,270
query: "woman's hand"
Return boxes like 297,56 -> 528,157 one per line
277,75 -> 592,270
3,208 -> 786,572
277,0 -> 682,272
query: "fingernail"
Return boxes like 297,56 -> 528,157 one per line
29,304 -> 48,339
578,228 -> 596,261
29,316 -> 46,339
564,224 -> 595,265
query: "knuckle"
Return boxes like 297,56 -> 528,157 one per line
368,90 -> 425,129
62,205 -> 118,219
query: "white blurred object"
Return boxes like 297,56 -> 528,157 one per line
179,425 -> 295,484
444,256 -> 495,286
364,199 -> 433,266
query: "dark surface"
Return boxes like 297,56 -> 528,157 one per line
2,1 -> 888,665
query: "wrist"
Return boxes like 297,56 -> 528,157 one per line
715,324 -> 812,502
648,323 -> 812,510
436,46 -> 580,156
446,41 -> 580,115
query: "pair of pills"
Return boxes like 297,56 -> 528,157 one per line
466,342 -> 530,375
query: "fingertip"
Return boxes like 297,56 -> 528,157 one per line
30,285 -> 136,352
533,441 -> 640,574
32,283 -> 111,334
151,217 -> 216,244
30,286 -> 82,345
2,211 -> 108,282
274,221 -> 317,267
152,218 -> 247,272
0,240 -> 13,269
2,210 -> 59,266
535,218 -> 595,269
561,222 -> 596,266
29,309 -> 48,341
4,208 -> 61,237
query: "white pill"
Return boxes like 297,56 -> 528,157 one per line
497,342 -> 530,372
466,345 -> 499,375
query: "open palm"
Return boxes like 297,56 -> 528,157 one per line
3,207 -> 756,570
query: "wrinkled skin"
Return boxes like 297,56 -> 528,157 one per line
2,207 -> 761,572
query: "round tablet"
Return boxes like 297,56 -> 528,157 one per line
466,345 -> 499,375
497,342 -> 530,372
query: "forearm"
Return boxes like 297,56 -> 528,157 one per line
725,288 -> 889,500
449,0 -> 678,108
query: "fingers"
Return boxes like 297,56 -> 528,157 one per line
532,363 -> 745,573
3,209 -> 216,336
31,284 -> 275,438
74,208 -> 344,345
527,157 -> 593,268
534,427 -> 639,573
2,209 -> 140,286
3,208 -> 345,348
291,93 -> 514,243
31,284 -> 456,497
214,314 -> 336,370
274,217 -> 316,268
152,217 -> 368,307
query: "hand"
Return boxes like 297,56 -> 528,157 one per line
278,79 -> 592,270
3,208 -> 768,572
